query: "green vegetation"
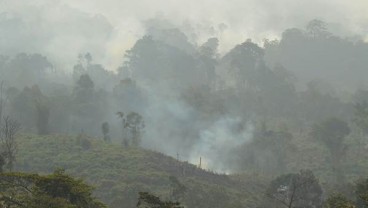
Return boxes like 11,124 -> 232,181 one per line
0,170 -> 106,208
3,7 -> 368,207
11,131 -> 368,208
137,192 -> 183,208
14,134 -> 267,208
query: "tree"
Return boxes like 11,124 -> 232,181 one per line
306,19 -> 331,38
116,111 -> 145,147
75,74 -> 94,97
223,39 -> 265,90
101,122 -> 111,142
73,53 -> 116,90
311,117 -> 350,180
122,35 -> 198,89
0,116 -> 21,172
125,112 -> 145,147
0,169 -> 107,208
72,74 -> 105,136
265,170 -> 323,208
198,38 -> 219,88
137,192 -> 183,208
7,85 -> 50,134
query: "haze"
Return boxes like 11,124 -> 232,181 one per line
1,1 -> 368,208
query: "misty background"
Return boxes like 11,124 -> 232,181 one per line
1,0 -> 368,173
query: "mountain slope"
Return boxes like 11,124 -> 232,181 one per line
15,134 -> 268,208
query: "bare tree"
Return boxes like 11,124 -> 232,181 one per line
1,116 -> 21,172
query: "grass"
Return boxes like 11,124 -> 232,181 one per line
14,134 -> 266,208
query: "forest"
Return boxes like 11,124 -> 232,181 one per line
1,1 -> 368,207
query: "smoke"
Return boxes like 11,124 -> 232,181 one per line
0,1 -> 114,70
189,117 -> 253,173
1,0 -> 368,70
1,0 -> 368,173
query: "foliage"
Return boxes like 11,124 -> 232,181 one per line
15,135 -> 264,208
117,111 -> 145,147
0,170 -> 107,208
137,192 -> 183,208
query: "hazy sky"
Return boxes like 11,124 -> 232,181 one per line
1,0 -> 368,69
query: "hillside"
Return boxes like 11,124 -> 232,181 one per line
14,134 -> 268,208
